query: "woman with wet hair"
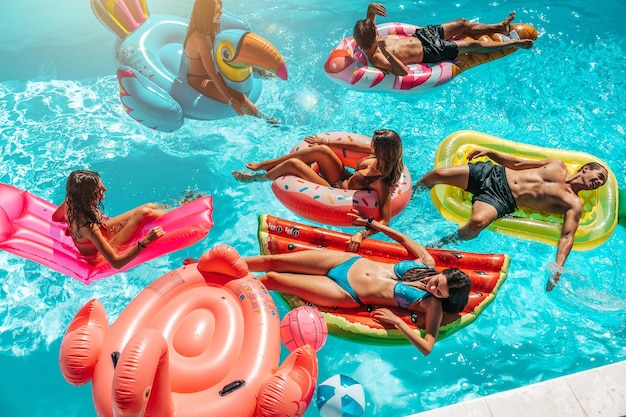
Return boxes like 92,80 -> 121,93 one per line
233,129 -> 405,250
52,170 -> 166,268
244,212 -> 471,355
184,0 -> 273,121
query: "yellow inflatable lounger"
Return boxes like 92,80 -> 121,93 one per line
430,130 -> 619,250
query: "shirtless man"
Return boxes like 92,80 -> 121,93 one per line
417,149 -> 608,291
353,3 -> 534,76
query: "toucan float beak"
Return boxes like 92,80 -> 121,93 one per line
231,32 -> 288,80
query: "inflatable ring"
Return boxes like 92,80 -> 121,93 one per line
617,188 -> 626,227
0,182 -> 213,284
59,245 -> 318,417
91,0 -> 287,132
271,132 -> 412,226
430,130 -> 619,250
324,22 -> 537,94
257,214 -> 510,344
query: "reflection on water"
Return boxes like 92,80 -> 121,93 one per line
1,0 -> 626,416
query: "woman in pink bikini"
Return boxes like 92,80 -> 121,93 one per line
232,129 -> 405,250
52,170 -> 166,268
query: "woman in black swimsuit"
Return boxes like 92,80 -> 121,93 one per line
52,170 -> 166,268
232,129 -> 404,250
184,0 -> 269,121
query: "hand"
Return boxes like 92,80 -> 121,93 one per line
347,209 -> 367,227
228,98 -> 245,116
346,230 -> 364,252
372,308 -> 401,328
376,36 -> 388,51
304,135 -> 324,146
467,149 -> 489,161
367,3 -> 387,18
145,226 -> 165,244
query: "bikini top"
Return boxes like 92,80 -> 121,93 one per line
67,221 -> 108,245
345,156 -> 382,189
393,260 -> 434,309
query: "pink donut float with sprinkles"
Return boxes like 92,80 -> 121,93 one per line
271,132 -> 412,227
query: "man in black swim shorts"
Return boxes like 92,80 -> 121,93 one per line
417,147 -> 609,291
411,25 -> 459,64
352,3 -> 533,76
465,160 -> 517,217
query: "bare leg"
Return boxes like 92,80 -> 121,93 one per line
245,250 -> 359,275
105,203 -> 165,248
246,145 -> 342,173
233,159 -> 332,185
235,145 -> 345,185
258,271 -> 362,308
231,171 -> 268,182
455,38 -> 533,55
457,201 -> 499,239
418,165 -> 471,190
441,12 -> 516,38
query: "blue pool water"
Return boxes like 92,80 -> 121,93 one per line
1,0 -> 625,416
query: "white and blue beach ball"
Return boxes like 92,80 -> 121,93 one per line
317,374 -> 366,417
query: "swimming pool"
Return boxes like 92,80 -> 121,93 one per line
1,0 -> 625,416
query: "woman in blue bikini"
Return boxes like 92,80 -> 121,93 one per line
244,212 -> 471,355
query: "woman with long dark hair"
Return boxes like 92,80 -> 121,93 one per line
233,129 -> 405,250
52,170 -> 166,268
244,212 -> 471,355
184,0 -> 262,119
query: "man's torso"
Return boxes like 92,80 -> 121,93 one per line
506,161 -> 578,214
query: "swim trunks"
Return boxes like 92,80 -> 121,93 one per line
466,161 -> 517,217
412,25 -> 459,63
326,256 -> 364,306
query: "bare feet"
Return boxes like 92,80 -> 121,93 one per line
499,11 -> 516,35
411,182 -> 428,196
177,189 -> 208,205
254,68 -> 276,79
232,170 -> 267,182
244,162 -> 263,171
257,112 -> 280,125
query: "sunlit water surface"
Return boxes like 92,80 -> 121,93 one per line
1,0 -> 625,416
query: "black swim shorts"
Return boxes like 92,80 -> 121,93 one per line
412,25 -> 459,63
466,161 -> 517,217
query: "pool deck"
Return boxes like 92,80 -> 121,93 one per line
406,360 -> 626,417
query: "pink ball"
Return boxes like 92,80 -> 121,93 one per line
280,306 -> 328,352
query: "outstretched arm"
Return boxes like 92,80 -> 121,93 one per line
85,224 -> 165,269
348,211 -> 435,267
468,148 -> 552,171
372,297 -> 442,355
547,202 -> 581,291
346,184 -> 392,251
366,3 -> 386,23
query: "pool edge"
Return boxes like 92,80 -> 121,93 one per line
405,360 -> 626,417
